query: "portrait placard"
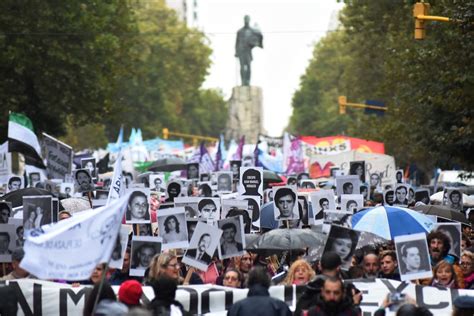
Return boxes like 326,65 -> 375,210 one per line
435,222 -> 461,259
81,158 -> 97,180
335,175 -> 360,197
149,174 -> 165,193
395,169 -> 404,183
174,197 -> 200,218
238,167 -> 263,197
6,175 -> 23,193
164,181 -> 183,203
0,201 -> 13,224
187,163 -> 199,180
130,236 -> 162,277
59,183 -> 74,197
383,190 -> 395,206
0,224 -> 16,262
323,225 -> 360,270
349,160 -> 366,183
394,184 -> 410,206
216,172 -> 233,193
272,186 -> 299,221
394,233 -> 432,281
109,225 -> 131,270
182,222 -> 222,271
133,224 -> 153,236
300,180 -> 317,190
157,207 -> 189,250
74,169 -> 94,193
340,194 -> 364,213
446,188 -> 463,211
197,198 -> 221,222
221,199 -> 248,219
125,188 -> 151,224
22,196 -> 53,231
217,216 -> 245,260
233,196 -> 257,233
230,160 -> 242,181
309,190 -> 336,224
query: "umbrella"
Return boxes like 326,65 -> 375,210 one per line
147,157 -> 186,172
263,170 -> 283,183
413,204 -> 469,225
1,188 -> 53,207
252,228 -> 326,250
352,205 -> 436,240
245,233 -> 260,249
61,197 -> 92,213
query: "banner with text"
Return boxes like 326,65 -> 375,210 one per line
4,278 -> 474,316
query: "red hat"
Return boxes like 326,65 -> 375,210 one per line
118,280 -> 143,306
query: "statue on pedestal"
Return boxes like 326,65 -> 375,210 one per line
235,15 -> 263,86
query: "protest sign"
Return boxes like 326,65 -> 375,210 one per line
4,278 -> 474,316
41,133 -> 73,180
20,193 -> 130,280
0,141 -> 12,184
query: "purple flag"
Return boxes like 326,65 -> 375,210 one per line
285,137 -> 305,174
233,136 -> 245,161
199,142 -> 214,173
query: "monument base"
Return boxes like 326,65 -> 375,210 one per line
225,86 -> 263,144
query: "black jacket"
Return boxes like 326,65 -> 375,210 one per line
306,295 -> 360,316
227,285 -> 291,316
148,298 -> 190,316
295,275 -> 327,316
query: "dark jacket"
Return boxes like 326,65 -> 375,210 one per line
295,275 -> 327,316
109,270 -> 142,285
227,284 -> 291,316
186,248 -> 212,265
378,271 -> 401,281
306,295 -> 360,316
148,298 -> 190,316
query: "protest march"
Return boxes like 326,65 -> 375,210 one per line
0,111 -> 473,316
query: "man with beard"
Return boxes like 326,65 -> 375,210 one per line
362,252 -> 380,278
306,277 -> 360,316
428,231 -> 455,266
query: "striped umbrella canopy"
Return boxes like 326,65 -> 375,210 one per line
352,205 -> 436,240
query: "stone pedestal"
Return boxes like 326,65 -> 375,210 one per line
225,86 -> 263,144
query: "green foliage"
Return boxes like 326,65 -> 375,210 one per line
0,0 -> 137,139
0,0 -> 227,146
60,121 -> 109,150
290,0 -> 473,170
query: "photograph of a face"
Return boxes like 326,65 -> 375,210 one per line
130,236 -> 162,277
323,225 -> 360,270
109,225 -> 131,270
22,196 -> 53,231
394,233 -> 432,282
125,189 -> 151,224
157,207 -> 189,250
309,190 -> 336,224
340,194 -> 364,213
182,222 -> 222,271
217,216 -> 246,260
197,198 -> 221,222
349,161 -> 366,183
272,186 -> 299,221
335,175 -> 360,197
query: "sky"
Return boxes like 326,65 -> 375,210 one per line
198,0 -> 344,136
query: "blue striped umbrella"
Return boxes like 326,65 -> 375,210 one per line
351,205 -> 436,240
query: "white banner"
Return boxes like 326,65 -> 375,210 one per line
3,278 -> 474,316
0,141 -> 12,184
20,193 -> 130,280
107,152 -> 124,205
309,150 -> 396,187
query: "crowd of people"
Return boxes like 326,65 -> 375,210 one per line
1,165 -> 474,316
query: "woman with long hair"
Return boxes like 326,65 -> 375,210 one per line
430,260 -> 464,289
280,259 -> 315,286
162,215 -> 186,243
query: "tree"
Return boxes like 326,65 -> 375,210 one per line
0,0 -> 137,140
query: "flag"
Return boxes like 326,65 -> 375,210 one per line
116,125 -> 124,147
233,136 -> 245,160
21,193 -> 130,280
107,152 -> 124,205
286,137 -> 305,174
199,142 -> 215,173
8,112 -> 45,168
215,138 -> 223,172
254,141 -> 263,168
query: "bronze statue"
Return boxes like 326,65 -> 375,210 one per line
235,15 -> 263,86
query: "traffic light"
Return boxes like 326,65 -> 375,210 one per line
413,2 -> 430,40
162,128 -> 169,139
338,96 -> 347,115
